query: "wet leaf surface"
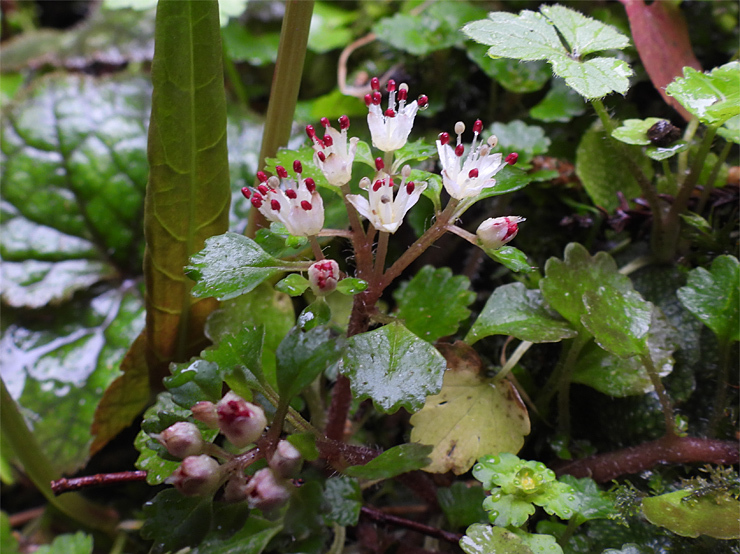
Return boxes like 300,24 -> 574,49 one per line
344,443 -> 432,480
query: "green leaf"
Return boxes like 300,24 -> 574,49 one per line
612,118 -> 667,146
186,233 -> 303,301
489,121 -> 551,167
718,114 -> 740,144
414,170 -> 443,213
392,139 -> 438,171
34,532 -> 93,554
466,283 -> 577,345
393,266 -> 475,342
642,489 -> 740,539
483,246 -> 535,274
307,2 -> 355,53
540,5 -> 630,56
287,432 -> 320,462
200,326 -> 266,396
1,75 -> 150,308
341,322 -> 446,414
530,78 -> 587,123
581,289 -> 652,358
438,482 -> 488,529
558,475 -> 617,524
276,326 -> 345,403
467,44 -> 550,93
460,524 -> 535,554
474,165 -> 532,202
576,123 -> 649,211
164,359 -> 223,408
297,299 -> 332,331
410,367 -> 530,475
141,489 -> 213,554
192,515 -> 283,554
345,443 -> 432,480
646,141 -> 688,161
677,255 -> 739,344
0,512 -> 19,554
666,62 -> 740,127
144,0 -> 231,366
221,20 -> 279,65
336,278 -> 368,295
322,476 -> 362,526
275,273 -> 310,297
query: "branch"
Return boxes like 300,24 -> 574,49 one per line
360,505 -> 463,545
51,471 -> 147,496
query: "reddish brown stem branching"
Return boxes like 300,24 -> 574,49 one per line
51,471 -> 147,496
360,505 -> 462,545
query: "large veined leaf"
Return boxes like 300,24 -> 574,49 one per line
143,0 -> 231,377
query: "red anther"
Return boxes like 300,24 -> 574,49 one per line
323,134 -> 334,147
364,94 -> 372,107
384,108 -> 396,118
304,178 -> 316,193
276,166 -> 288,178
469,168 -> 479,178
417,95 -> 428,108
320,117 -> 330,128
251,196 -> 263,208
241,187 -> 251,199
339,115 -> 350,130
375,157 -> 385,171
505,152 -> 519,165
270,199 -> 281,211
285,189 -> 297,199
398,88 -> 408,101
455,144 -> 465,157
406,182 -> 415,194
257,184 -> 269,195
506,217 -> 518,238
300,200 -> 312,211
305,125 -> 316,139
387,79 -> 396,92
372,180 -> 383,192
256,171 -> 268,183
473,119 -> 483,134
293,160 -> 303,174
439,132 -> 450,145
317,151 -> 326,162
371,91 -> 382,105
370,77 -> 380,91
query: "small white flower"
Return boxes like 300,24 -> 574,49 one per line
366,78 -> 428,153
307,116 -> 359,187
243,162 -> 324,237
476,216 -> 525,250
436,120 -> 509,200
346,165 -> 426,234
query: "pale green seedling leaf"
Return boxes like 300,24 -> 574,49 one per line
550,54 -> 632,98
275,274 -> 310,297
483,246 -> 535,274
342,322 -> 446,414
460,524 -> 535,554
612,118 -> 666,146
466,282 -> 577,344
646,141 -> 689,161
718,114 -> 740,144
642,489 -> 740,539
540,4 -> 630,56
34,532 -> 93,554
336,278 -> 367,295
344,443 -> 432,480
666,62 -> 740,127
489,120 -> 551,167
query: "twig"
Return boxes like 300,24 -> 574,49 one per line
51,471 -> 147,496
360,505 -> 463,545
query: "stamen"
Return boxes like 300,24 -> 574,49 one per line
375,157 -> 385,171
317,151 -> 326,162
398,85 -> 408,102
300,200 -> 312,211
505,153 -> 519,165
417,95 -> 428,108
285,189 -> 297,199
455,144 -> 465,157
270,199 -> 281,211
323,134 -> 333,147
256,171 -> 268,183
438,132 -> 450,145
469,168 -> 479,178
304,178 -> 316,193
339,115 -> 350,130
371,91 -> 382,105
241,187 -> 251,199
251,196 -> 263,208
370,76 -> 380,91
454,121 -> 466,136
293,160 -> 302,174
487,135 -> 498,148
406,181 -> 415,194
384,108 -> 396,118
473,119 -> 483,134
320,117 -> 330,128
276,166 -> 288,179
305,125 -> 316,140
386,79 -> 396,92
364,94 -> 372,107
257,184 -> 269,195
372,180 -> 383,192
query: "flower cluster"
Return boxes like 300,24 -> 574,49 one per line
306,116 -> 358,187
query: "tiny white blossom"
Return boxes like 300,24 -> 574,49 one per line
436,120 -> 512,200
365,78 -> 428,153
476,216 -> 525,250
346,165 -> 426,234
243,162 -> 324,237
307,116 -> 359,187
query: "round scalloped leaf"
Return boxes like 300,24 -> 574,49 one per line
642,489 -> 740,539
460,524 -> 535,554
666,62 -> 740,127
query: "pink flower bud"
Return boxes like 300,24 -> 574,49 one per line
245,468 -> 292,511
191,401 -> 219,429
216,392 -> 267,449
155,421 -> 205,459
308,259 -> 339,296
223,472 -> 249,503
476,216 -> 525,250
269,440 -> 303,478
169,455 -> 222,497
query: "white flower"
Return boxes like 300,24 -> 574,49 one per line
476,216 -> 525,250
308,259 -> 339,296
307,115 -> 359,187
366,78 -> 428,153
346,165 -> 426,234
436,120 -> 509,200
243,162 -> 324,237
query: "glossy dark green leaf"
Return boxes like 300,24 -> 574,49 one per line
530,78 -> 587,123
558,475 -> 617,524
336,278 -> 368,295
275,274 -> 310,297
341,322 -> 446,413
474,165 -> 531,202
482,246 -> 535,274
467,283 -> 576,345
438,482 -> 488,529
666,62 -> 740,127
677,255 -> 739,344
646,141 -> 689,161
141,489 -> 213,554
344,443 -> 432,480
582,289 -> 652,358
276,326 -> 344,403
164,359 -> 223,409
642,489 -> 740,539
322,476 -> 362,526
186,233 -> 305,301
413,170 -> 443,213
393,266 -> 475,342
297,299 -> 332,331
392,139 -> 437,171
192,515 -> 283,554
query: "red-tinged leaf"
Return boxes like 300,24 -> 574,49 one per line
619,0 -> 701,121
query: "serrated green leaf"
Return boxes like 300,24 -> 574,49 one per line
336,278 -> 368,295
34,532 -> 93,554
483,246 -> 535,274
467,283 -> 576,344
345,443 -> 432,480
164,359 -> 223,408
666,62 -> 740,127
438,482 -> 488,529
392,139 -> 437,171
677,255 -> 739,344
468,44 -> 550,93
141,488 -> 213,553
322,476 -> 362,526
582,289 -> 652,358
276,326 -> 344,403
530,78 -> 587,123
200,326 -> 265,397
612,118 -> 666,146
275,273 -> 310,297
489,121 -> 551,167
460,524 -> 535,554
642,489 -> 740,539
186,233 -> 304,301
540,4 -> 630,56
341,322 -> 446,414
393,266 -> 475,342
551,54 -> 632,99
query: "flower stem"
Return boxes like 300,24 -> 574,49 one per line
708,338 -> 732,435
556,333 -> 590,438
640,352 -> 677,437
309,235 -> 325,260
374,230 -> 390,282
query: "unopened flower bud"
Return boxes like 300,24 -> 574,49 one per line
155,421 -> 204,459
245,468 -> 292,511
216,392 -> 267,449
191,401 -> 219,429
223,472 -> 249,503
169,455 -> 222,497
308,259 -> 339,296
476,216 -> 525,250
269,440 -> 303,478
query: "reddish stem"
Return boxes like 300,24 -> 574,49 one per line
51,471 -> 147,495
556,435 -> 739,483
360,506 -> 463,544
